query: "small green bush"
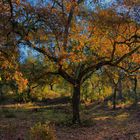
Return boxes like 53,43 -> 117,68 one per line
29,122 -> 56,140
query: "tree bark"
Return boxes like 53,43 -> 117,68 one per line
50,84 -> 53,91
27,87 -> 31,100
0,83 -> 3,102
113,86 -> 117,110
72,84 -> 81,124
118,78 -> 123,100
0,82 -> 5,102
134,76 -> 138,106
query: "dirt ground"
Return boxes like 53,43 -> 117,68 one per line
0,103 -> 140,140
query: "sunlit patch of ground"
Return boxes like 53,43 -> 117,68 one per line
0,102 -> 140,140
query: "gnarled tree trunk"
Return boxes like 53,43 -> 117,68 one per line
72,84 -> 81,124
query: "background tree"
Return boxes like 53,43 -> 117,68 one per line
0,0 -> 28,98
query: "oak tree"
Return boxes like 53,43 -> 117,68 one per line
8,0 -> 140,123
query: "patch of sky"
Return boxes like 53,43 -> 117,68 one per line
116,3 -> 140,24
130,6 -> 140,23
23,0 -> 51,6
19,45 -> 43,63
85,0 -> 117,10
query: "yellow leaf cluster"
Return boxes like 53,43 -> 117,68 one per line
13,71 -> 28,92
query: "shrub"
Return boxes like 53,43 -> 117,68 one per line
29,122 -> 56,140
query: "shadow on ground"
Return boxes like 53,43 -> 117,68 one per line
0,101 -> 140,140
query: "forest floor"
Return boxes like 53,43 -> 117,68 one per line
0,101 -> 140,140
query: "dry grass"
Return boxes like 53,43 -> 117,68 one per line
0,102 -> 140,140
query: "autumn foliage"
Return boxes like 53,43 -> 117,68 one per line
0,0 -> 139,123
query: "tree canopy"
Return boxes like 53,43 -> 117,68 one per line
0,0 -> 140,123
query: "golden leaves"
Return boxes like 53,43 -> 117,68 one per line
17,0 -> 20,4
1,55 -> 28,92
1,60 -> 28,92
15,0 -> 20,5
1,60 -> 9,69
132,54 -> 140,63
115,44 -> 129,56
65,0 -> 78,13
13,71 -> 28,92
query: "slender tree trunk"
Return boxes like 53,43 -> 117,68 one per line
118,78 -> 123,100
72,84 -> 81,124
134,76 -> 138,106
50,84 -> 53,91
27,87 -> 31,100
113,86 -> 117,110
0,83 -> 3,102
0,84 -> 2,101
26,84 -> 32,101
